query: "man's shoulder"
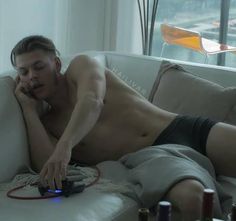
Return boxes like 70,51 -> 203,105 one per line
68,54 -> 99,69
65,54 -> 104,83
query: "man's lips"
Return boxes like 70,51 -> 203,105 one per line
30,84 -> 44,93
34,84 -> 43,89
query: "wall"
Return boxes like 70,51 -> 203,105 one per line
0,0 -> 141,73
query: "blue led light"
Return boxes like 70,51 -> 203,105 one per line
48,189 -> 62,194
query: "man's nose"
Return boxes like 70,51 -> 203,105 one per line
29,69 -> 37,80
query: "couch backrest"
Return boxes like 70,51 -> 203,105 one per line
95,52 -> 236,99
52,51 -> 236,99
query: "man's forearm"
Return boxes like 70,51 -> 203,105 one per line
22,107 -> 55,172
59,95 -> 103,150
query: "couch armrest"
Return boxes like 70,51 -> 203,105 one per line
0,76 -> 29,182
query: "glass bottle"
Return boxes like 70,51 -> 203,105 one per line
229,203 -> 236,221
138,208 -> 149,221
200,188 -> 214,221
157,201 -> 171,221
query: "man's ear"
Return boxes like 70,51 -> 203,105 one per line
54,56 -> 62,73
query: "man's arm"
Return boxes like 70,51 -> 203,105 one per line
22,107 -> 55,172
15,78 -> 56,173
59,55 -> 106,150
40,55 -> 106,189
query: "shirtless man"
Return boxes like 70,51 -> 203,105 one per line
12,35 -> 236,221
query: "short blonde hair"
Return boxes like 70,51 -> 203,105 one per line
10,35 -> 60,67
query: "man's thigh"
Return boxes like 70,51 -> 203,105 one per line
206,122 -> 236,177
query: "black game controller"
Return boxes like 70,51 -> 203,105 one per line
38,179 -> 85,197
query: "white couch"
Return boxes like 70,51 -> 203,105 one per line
0,51 -> 236,221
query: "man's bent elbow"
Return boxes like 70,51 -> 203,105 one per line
84,93 -> 104,111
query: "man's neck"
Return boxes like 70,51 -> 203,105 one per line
45,75 -> 71,112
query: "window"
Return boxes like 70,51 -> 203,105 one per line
151,0 -> 236,68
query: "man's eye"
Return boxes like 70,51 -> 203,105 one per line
34,65 -> 45,71
18,70 -> 27,76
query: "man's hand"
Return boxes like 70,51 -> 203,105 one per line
14,76 -> 38,111
39,142 -> 72,190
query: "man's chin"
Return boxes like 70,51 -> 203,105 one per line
32,93 -> 46,101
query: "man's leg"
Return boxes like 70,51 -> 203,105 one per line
206,122 -> 236,177
164,179 -> 219,221
164,179 -> 203,221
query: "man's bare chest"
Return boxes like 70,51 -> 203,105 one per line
43,110 -> 72,139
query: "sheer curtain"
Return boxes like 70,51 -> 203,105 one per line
0,0 -> 66,72
0,0 -> 107,73
104,0 -> 142,54
0,0 -> 142,73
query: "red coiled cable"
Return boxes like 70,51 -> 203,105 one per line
6,166 -> 101,200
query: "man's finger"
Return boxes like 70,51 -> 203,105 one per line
54,163 -> 62,189
15,75 -> 20,84
61,163 -> 67,180
20,81 -> 30,93
15,81 -> 23,93
39,166 -> 48,187
47,164 -> 55,190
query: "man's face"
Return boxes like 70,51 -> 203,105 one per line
15,50 -> 60,100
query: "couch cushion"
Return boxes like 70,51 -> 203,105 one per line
0,187 -> 139,221
0,76 -> 29,182
149,61 -> 236,124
